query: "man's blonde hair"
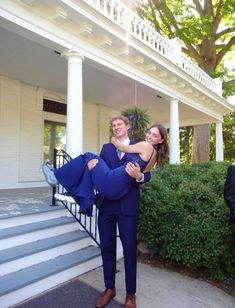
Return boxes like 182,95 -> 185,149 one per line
110,115 -> 131,127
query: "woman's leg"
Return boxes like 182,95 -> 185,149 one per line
43,153 -> 134,201
54,152 -> 98,192
91,159 -> 134,200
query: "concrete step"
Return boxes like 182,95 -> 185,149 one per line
0,206 -> 102,307
0,206 -> 66,229
0,216 -> 79,249
0,230 -> 93,276
0,246 -> 102,307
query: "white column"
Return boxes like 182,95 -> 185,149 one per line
63,51 -> 84,158
216,121 -> 224,161
169,98 -> 180,164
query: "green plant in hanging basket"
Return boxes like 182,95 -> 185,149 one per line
121,107 -> 151,142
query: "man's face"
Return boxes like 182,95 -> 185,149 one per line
111,119 -> 130,141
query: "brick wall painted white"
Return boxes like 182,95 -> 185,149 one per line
0,77 -> 21,188
98,105 -> 119,151
19,83 -> 43,182
83,103 -> 118,153
0,76 -> 118,189
83,102 -> 99,153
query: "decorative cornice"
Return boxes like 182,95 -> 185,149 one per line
53,6 -> 68,23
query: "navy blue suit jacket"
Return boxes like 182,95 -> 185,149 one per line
99,142 -> 151,216
224,164 -> 235,224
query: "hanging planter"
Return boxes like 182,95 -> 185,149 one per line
121,107 -> 151,142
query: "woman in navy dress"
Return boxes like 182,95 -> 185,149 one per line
42,124 -> 168,214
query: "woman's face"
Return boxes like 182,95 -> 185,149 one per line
145,127 -> 164,145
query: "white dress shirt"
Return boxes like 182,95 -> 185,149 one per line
117,137 -> 144,182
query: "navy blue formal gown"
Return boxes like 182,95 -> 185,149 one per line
54,152 -> 148,215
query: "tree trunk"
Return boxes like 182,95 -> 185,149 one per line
192,124 -> 210,162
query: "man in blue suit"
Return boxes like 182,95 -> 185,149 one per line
224,163 -> 235,225
95,116 -> 150,308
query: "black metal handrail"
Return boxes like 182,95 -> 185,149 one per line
52,148 -> 100,246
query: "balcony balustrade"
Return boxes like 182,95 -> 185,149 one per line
82,0 -> 220,95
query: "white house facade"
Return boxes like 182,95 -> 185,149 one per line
0,0 -> 233,190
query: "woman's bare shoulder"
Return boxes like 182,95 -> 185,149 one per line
139,141 -> 153,149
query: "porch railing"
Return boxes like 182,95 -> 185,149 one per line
82,0 -> 219,94
52,149 -> 100,246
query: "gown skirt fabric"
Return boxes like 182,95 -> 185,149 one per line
54,152 -> 147,215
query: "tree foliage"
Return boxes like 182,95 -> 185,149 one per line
137,0 -> 235,77
136,0 -> 235,162
222,110 -> 235,160
180,126 -> 193,164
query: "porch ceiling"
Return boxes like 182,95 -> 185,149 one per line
0,23 -> 218,127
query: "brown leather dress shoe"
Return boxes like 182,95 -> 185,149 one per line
124,294 -> 136,308
96,288 -> 116,308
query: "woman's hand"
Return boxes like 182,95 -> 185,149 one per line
111,137 -> 120,147
110,136 -> 116,144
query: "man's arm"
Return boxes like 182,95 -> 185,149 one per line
125,162 -> 151,183
99,145 -> 105,160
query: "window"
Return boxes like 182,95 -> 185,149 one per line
44,120 -> 66,162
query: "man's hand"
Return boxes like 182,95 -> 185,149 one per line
125,162 -> 144,181
87,159 -> 99,171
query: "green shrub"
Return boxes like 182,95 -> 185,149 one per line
139,161 -> 235,280
121,107 -> 150,142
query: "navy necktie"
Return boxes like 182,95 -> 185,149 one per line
117,149 -> 122,159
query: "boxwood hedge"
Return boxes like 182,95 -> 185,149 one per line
139,161 -> 235,280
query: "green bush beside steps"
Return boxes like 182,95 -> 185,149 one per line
139,161 -> 235,280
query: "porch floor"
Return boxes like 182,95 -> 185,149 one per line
0,187 -> 61,218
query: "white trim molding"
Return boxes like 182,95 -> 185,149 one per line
215,121 -> 224,162
169,98 -> 180,164
63,50 -> 84,157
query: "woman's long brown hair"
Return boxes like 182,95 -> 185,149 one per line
149,124 -> 168,168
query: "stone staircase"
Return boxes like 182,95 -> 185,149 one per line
0,206 -> 102,307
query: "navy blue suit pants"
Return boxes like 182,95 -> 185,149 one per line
98,202 -> 138,294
